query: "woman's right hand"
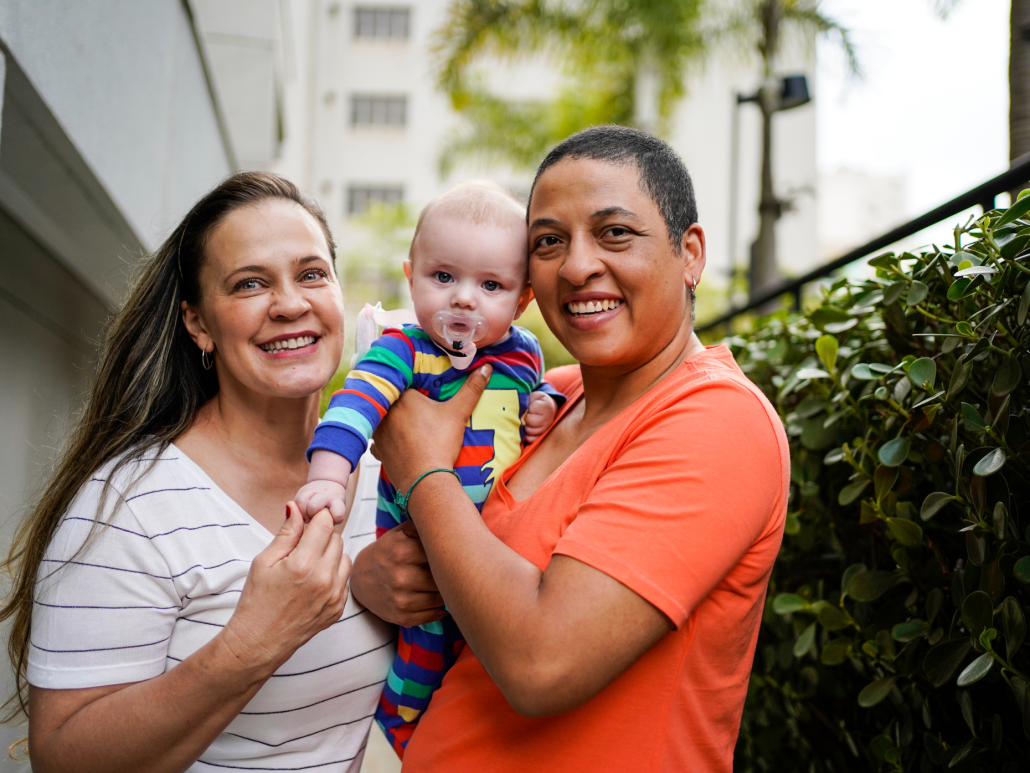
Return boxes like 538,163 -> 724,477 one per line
350,520 -> 447,627
221,503 -> 351,675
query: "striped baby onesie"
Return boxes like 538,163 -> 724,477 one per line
308,324 -> 563,755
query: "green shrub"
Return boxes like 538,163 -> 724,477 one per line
728,198 -> 1030,772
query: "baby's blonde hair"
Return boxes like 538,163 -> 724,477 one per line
409,180 -> 526,260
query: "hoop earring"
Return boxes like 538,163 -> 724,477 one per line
201,349 -> 214,371
690,276 -> 698,291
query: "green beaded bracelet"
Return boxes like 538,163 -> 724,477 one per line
393,468 -> 461,516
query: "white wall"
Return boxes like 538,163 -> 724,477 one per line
0,0 -> 232,254
0,4 -> 236,766
285,0 -> 817,295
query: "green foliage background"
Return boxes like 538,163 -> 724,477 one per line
724,199 -> 1030,771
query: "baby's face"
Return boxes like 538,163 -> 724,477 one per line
405,214 -> 532,351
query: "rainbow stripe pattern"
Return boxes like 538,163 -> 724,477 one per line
308,324 -> 563,756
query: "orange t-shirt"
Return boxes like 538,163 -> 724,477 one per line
403,345 -> 789,772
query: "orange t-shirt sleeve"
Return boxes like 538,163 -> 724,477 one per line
552,378 -> 786,627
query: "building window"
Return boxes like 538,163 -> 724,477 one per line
348,185 -> 404,215
354,7 -> 410,39
351,95 -> 407,126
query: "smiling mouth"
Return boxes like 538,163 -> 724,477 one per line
566,299 -> 623,317
259,335 -> 318,352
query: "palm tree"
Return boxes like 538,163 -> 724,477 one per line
713,0 -> 857,301
432,0 -> 855,305
431,0 -> 706,175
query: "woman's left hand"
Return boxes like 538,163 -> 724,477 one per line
372,364 -> 491,493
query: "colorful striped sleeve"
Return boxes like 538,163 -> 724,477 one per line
515,327 -> 567,408
308,329 -> 416,468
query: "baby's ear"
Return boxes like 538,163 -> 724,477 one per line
513,286 -> 535,320
402,261 -> 413,281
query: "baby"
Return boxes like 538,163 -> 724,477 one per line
296,180 -> 564,756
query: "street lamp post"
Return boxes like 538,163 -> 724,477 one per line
728,74 -> 811,308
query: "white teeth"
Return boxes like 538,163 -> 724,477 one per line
261,335 -> 316,352
567,299 -> 622,315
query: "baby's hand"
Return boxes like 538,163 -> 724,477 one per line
524,391 -> 558,444
295,479 -> 348,524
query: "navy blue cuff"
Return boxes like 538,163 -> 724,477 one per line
307,425 -> 367,469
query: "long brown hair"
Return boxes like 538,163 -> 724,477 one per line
0,172 -> 335,721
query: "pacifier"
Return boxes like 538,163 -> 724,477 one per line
432,311 -> 488,370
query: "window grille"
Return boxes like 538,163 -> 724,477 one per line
353,7 -> 409,39
351,95 -> 407,126
347,185 -> 404,215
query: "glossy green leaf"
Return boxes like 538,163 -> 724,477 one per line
907,357 -> 936,389
892,620 -> 929,642
948,278 -> 972,300
921,492 -> 958,521
858,676 -> 897,707
995,192 -> 1030,226
887,517 -> 923,547
960,690 -> 975,735
883,281 -> 906,306
962,590 -> 994,639
962,402 -> 986,432
1013,556 -> 1030,584
906,281 -> 929,306
795,367 -> 830,380
923,638 -> 973,687
1002,597 -> 1026,659
793,622 -> 817,657
948,357 -> 972,397
772,593 -> 807,614
926,587 -> 944,624
878,437 -> 911,467
818,605 -> 851,632
873,465 -> 898,501
838,479 -> 869,506
821,638 -> 852,665
849,363 -> 878,381
992,357 -> 1022,396
967,532 -> 986,566
956,320 -> 974,337
870,734 -> 895,760
1019,279 -> 1030,326
993,502 -> 1007,540
973,448 -> 1007,476
809,306 -> 851,330
955,265 -> 997,278
957,652 -> 994,687
867,253 -> 897,268
796,395 -> 828,418
846,570 -> 898,602
815,335 -> 838,373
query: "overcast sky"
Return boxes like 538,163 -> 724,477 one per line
817,0 -> 1010,217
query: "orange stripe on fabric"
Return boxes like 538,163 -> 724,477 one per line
336,389 -> 388,418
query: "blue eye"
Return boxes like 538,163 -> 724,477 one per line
483,280 -> 501,292
435,272 -> 453,283
236,279 -> 261,291
301,269 -> 326,282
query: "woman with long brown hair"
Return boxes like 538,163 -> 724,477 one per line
2,172 -> 394,772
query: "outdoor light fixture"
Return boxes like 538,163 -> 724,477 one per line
728,73 -> 812,304
736,74 -> 811,112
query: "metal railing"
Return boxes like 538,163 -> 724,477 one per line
696,152 -> 1030,334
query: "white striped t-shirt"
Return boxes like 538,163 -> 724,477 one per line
28,445 -> 396,772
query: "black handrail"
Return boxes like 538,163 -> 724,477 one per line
696,152 -> 1030,333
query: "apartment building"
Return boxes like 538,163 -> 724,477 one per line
282,0 -> 818,293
